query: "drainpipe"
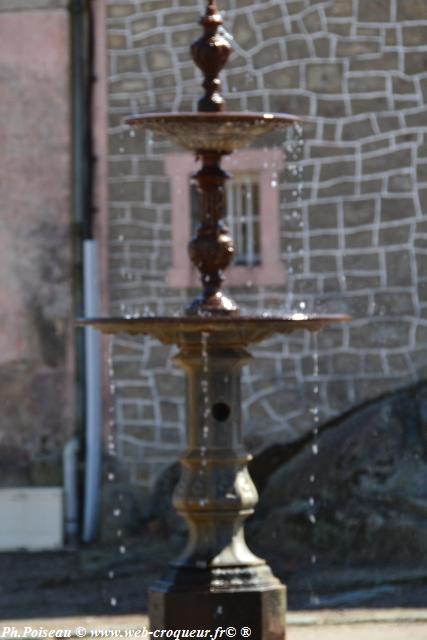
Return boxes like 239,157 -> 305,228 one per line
69,0 -> 102,543
82,239 -> 102,543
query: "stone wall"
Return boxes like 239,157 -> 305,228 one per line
0,1 -> 74,486
106,0 -> 427,496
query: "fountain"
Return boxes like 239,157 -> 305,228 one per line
80,1 -> 349,637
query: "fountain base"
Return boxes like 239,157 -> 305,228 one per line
150,564 -> 286,638
78,314 -> 349,637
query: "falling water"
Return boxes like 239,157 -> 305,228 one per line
308,331 -> 321,607
104,338 -> 130,611
199,331 -> 210,508
282,122 -> 305,313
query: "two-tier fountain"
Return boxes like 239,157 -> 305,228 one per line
81,2 -> 348,637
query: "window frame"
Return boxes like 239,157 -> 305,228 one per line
164,148 -> 286,288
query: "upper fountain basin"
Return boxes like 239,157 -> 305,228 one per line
78,314 -> 350,348
125,111 -> 300,154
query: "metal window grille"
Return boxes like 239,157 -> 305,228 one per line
190,173 -> 261,267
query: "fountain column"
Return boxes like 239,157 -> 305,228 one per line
187,150 -> 237,316
150,335 -> 286,638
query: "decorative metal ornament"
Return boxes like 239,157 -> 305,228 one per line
191,0 -> 231,112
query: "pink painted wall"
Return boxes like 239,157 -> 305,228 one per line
0,10 -> 73,485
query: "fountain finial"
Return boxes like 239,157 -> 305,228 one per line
191,1 -> 232,112
206,1 -> 220,17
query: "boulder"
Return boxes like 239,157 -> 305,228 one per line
247,382 -> 427,576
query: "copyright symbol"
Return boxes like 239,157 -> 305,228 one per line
226,628 -> 236,638
241,628 -> 251,638
75,627 -> 86,638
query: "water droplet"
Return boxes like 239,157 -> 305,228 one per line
110,597 -> 117,607
310,474 -> 315,483
108,473 -> 115,481
311,554 -> 317,564
113,509 -> 121,517
309,513 -> 317,524
108,570 -> 115,579
129,129 -> 135,138
119,545 -> 126,554
309,497 -> 315,506
299,301 -> 306,310
312,444 -> 319,455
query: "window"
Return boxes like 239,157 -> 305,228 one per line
227,173 -> 261,267
165,148 -> 286,288
190,173 -> 261,267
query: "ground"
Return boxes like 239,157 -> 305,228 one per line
2,611 -> 427,640
1,542 -> 426,620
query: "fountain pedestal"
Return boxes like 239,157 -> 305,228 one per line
150,336 -> 286,638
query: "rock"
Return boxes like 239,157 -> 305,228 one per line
246,382 -> 427,577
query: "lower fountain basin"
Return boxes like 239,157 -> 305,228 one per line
124,112 -> 300,154
78,314 -> 350,347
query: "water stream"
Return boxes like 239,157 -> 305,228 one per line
308,331 -> 321,606
105,339 -> 128,610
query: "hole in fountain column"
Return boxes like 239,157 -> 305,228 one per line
211,402 -> 231,422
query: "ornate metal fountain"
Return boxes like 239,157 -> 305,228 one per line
81,2 -> 349,637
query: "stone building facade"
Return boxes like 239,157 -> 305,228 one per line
106,0 -> 427,499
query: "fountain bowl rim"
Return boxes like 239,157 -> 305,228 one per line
77,314 -> 351,345
124,111 -> 302,128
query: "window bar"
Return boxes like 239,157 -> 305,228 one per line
226,180 -> 235,257
235,182 -> 243,264
253,182 -> 261,264
246,178 -> 254,266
